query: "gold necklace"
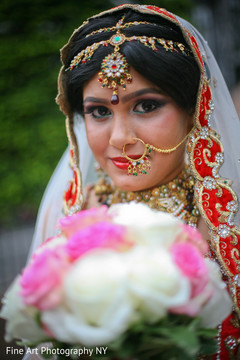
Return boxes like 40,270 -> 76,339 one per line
94,165 -> 200,226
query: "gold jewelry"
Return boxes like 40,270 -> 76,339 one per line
98,50 -> 132,105
94,164 -> 200,226
146,131 -> 191,154
122,131 -> 191,176
66,17 -> 191,104
94,162 -> 113,195
85,18 -> 153,38
122,138 -> 151,176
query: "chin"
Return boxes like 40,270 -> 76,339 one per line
111,173 -> 153,192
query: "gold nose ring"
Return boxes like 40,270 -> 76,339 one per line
122,138 -> 147,161
122,138 -> 151,176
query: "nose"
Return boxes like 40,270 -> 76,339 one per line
109,115 -> 135,149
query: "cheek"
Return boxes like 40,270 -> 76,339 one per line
157,109 -> 190,137
85,120 -> 108,157
159,108 -> 185,129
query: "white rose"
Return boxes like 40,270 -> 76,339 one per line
126,245 -> 190,323
42,250 -> 135,346
109,202 -> 182,248
0,277 -> 46,342
199,259 -> 232,328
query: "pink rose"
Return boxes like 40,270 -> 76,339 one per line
170,242 -> 211,316
20,247 -> 70,310
65,221 -> 127,260
180,225 -> 208,255
58,206 -> 112,238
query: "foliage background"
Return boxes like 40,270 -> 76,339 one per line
0,0 -> 194,228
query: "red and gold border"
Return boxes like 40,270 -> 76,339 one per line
187,76 -> 240,315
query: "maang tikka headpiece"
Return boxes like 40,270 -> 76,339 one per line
66,16 -> 191,105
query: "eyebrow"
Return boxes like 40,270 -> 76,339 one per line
122,88 -> 163,102
83,97 -> 109,105
83,88 -> 163,105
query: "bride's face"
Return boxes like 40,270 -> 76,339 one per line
83,68 -> 192,191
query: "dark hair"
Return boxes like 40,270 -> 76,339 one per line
65,9 -> 200,115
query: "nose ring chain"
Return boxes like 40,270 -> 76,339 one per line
122,132 -> 190,176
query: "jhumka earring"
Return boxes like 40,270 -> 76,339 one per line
94,162 -> 113,195
122,131 -> 192,176
66,16 -> 191,105
122,138 -> 151,176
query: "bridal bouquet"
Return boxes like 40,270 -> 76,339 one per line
1,203 -> 232,359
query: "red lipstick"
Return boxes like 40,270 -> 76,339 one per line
111,155 -> 143,170
111,157 -> 129,170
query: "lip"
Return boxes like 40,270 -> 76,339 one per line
111,157 -> 129,170
111,155 -> 144,170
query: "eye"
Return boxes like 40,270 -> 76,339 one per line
84,106 -> 111,119
133,99 -> 164,114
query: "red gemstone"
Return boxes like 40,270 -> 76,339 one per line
82,59 -> 86,63
112,64 -> 117,69
111,94 -> 119,105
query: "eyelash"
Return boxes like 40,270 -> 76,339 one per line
83,99 -> 166,119
84,106 -> 111,119
133,99 -> 165,114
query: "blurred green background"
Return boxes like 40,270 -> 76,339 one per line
0,0 -> 194,228
1,0 -> 240,228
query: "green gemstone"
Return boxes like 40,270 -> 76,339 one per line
137,161 -> 140,165
149,149 -> 152,153
115,36 -> 120,42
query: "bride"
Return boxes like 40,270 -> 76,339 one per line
22,4 -> 240,359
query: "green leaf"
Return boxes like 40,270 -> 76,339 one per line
155,326 -> 200,356
198,337 -> 219,356
197,327 -> 218,338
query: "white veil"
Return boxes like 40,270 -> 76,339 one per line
27,114 -> 97,261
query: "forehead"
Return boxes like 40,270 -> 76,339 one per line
83,67 -> 162,100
